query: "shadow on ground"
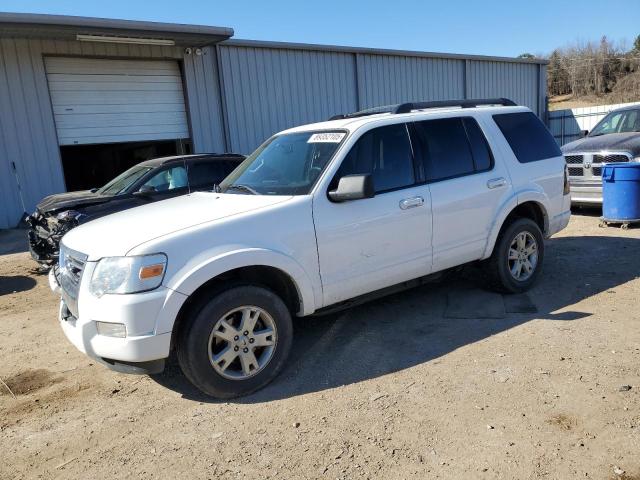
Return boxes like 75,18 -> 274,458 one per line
152,234 -> 639,403
0,275 -> 37,296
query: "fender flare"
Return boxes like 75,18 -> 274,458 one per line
481,191 -> 550,259
155,248 -> 318,334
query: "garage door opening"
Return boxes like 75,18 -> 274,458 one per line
60,139 -> 191,191
45,56 -> 192,192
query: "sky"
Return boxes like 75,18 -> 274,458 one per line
1,0 -> 639,58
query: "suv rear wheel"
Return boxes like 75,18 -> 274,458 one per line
177,285 -> 293,398
484,217 -> 544,293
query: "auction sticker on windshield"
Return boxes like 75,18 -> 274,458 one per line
307,132 -> 346,143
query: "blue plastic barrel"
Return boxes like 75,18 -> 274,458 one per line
602,163 -> 640,222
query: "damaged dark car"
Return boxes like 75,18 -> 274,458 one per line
28,153 -> 244,266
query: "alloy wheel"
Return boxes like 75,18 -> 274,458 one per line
507,231 -> 538,281
208,306 -> 278,380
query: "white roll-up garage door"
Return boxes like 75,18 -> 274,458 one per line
45,57 -> 190,146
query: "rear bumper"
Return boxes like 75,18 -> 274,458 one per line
570,181 -> 602,205
549,208 -> 571,236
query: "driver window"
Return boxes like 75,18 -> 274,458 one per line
140,165 -> 188,192
330,123 -> 415,193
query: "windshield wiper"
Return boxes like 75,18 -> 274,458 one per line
226,184 -> 259,195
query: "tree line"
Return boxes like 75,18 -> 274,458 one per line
542,35 -> 640,100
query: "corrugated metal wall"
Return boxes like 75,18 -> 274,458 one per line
0,38 -> 225,228
0,35 -> 546,228
218,45 -> 358,153
219,43 -> 545,154
466,60 -> 541,116
182,46 -> 226,154
356,54 -> 465,109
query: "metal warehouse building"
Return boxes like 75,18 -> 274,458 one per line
0,12 -> 548,228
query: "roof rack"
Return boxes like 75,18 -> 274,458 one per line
329,98 -> 516,120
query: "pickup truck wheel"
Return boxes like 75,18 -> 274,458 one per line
484,218 -> 544,293
177,285 -> 293,398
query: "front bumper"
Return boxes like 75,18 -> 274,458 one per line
51,270 -> 174,374
569,180 -> 602,205
28,213 -> 71,265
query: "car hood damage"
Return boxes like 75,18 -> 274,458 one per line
562,132 -> 640,155
36,190 -> 112,214
61,192 -> 294,260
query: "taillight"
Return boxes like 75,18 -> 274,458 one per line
563,165 -> 570,195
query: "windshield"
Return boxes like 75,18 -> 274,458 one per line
589,109 -> 640,137
219,131 -> 346,195
97,165 -> 153,195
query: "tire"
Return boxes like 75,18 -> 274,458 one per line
177,285 -> 293,398
483,217 -> 544,294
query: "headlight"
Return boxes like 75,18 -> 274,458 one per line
89,253 -> 167,297
634,157 -> 640,162
56,210 -> 83,221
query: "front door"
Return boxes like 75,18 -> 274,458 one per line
313,123 -> 432,307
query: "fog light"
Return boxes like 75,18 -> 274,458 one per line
95,321 -> 127,338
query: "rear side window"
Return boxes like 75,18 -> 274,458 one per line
333,123 -> 415,193
188,160 -> 236,189
493,112 -> 561,163
412,118 -> 474,181
463,118 -> 493,171
411,117 -> 493,182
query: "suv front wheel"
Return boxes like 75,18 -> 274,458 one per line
177,285 -> 293,398
484,217 -> 544,293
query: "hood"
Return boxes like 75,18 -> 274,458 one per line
562,132 -> 640,155
36,190 -> 112,214
61,192 -> 292,260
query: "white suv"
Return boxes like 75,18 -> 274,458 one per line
51,99 -> 571,398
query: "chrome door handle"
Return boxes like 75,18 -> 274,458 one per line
487,177 -> 507,189
399,196 -> 424,210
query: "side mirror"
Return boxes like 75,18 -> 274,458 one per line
137,185 -> 156,195
328,174 -> 375,202
581,130 -> 589,137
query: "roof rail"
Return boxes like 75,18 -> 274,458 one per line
328,104 -> 401,121
328,98 -> 516,120
394,98 -> 516,113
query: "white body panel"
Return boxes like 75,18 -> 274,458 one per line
54,105 -> 570,367
313,184 -> 432,306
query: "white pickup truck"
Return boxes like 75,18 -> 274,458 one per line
51,99 -> 571,398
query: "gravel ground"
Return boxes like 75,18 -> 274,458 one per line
1,212 -> 639,480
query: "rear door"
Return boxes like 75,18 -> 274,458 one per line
410,116 -> 512,272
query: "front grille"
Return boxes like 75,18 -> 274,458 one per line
57,245 -> 87,317
564,152 -> 632,179
593,154 -> 630,164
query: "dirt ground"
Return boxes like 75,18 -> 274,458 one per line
1,211 -> 639,480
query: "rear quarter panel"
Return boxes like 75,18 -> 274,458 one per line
477,110 -> 569,256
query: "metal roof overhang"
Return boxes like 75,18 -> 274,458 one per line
0,12 -> 234,47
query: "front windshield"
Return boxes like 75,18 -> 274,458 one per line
97,165 -> 153,195
219,130 -> 347,195
589,109 -> 640,137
